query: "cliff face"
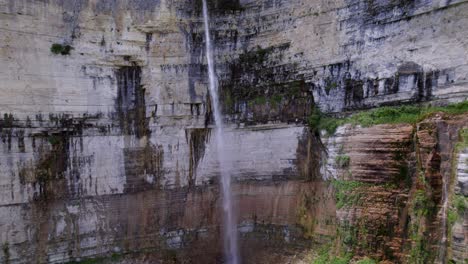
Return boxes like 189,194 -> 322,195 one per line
0,0 -> 467,263
320,114 -> 468,263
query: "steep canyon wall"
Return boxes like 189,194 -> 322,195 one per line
0,0 -> 467,263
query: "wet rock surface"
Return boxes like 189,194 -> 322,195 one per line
0,0 -> 467,263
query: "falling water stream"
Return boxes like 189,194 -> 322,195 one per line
202,1 -> 240,263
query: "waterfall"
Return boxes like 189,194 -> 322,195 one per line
202,1 -> 240,263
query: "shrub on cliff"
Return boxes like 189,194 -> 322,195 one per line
351,100 -> 468,126
335,155 -> 350,168
312,246 -> 352,264
347,105 -> 422,126
454,195 -> 467,214
309,101 -> 468,135
331,180 -> 366,209
308,107 -> 342,135
50,43 -> 73,55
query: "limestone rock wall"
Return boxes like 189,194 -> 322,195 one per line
214,0 -> 468,120
0,1 -> 317,262
0,0 -> 467,263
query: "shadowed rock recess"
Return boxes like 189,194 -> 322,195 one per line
0,0 -> 467,263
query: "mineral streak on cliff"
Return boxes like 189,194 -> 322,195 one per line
0,0 -> 467,263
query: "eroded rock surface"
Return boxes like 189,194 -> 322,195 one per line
0,0 -> 467,263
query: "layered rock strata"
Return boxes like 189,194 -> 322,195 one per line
0,0 -> 467,263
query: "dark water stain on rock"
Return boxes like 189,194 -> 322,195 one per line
363,0 -> 416,22
296,129 -> 324,181
180,24 -> 206,103
220,44 -> 313,124
186,128 -> 211,188
192,0 -> 243,15
116,66 -> 149,138
18,132 -> 70,201
123,144 -> 165,193
313,60 -> 442,112
16,130 -> 25,152
344,78 -> 364,107
0,114 -> 14,151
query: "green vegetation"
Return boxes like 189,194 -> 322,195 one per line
339,223 -> 358,248
306,102 -> 468,264
407,188 -> 435,263
270,94 -> 283,107
409,234 -> 431,264
311,244 -> 377,264
335,155 -> 351,168
309,221 -> 378,264
447,208 -> 458,227
50,43 -> 73,55
308,107 -> 322,132
453,194 -> 467,213
456,128 -> 468,150
312,244 -> 352,264
417,170 -> 427,185
413,190 -> 436,217
356,257 -> 377,264
448,194 -> 467,248
308,107 -> 341,135
312,255 -> 351,264
308,101 -> 468,135
331,180 -> 367,209
346,105 -> 424,126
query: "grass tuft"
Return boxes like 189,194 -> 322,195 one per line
309,101 -> 468,135
331,180 -> 367,209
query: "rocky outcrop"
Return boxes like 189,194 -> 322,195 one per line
213,0 -> 468,117
0,0 -> 467,263
321,123 -> 414,262
320,113 -> 468,263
